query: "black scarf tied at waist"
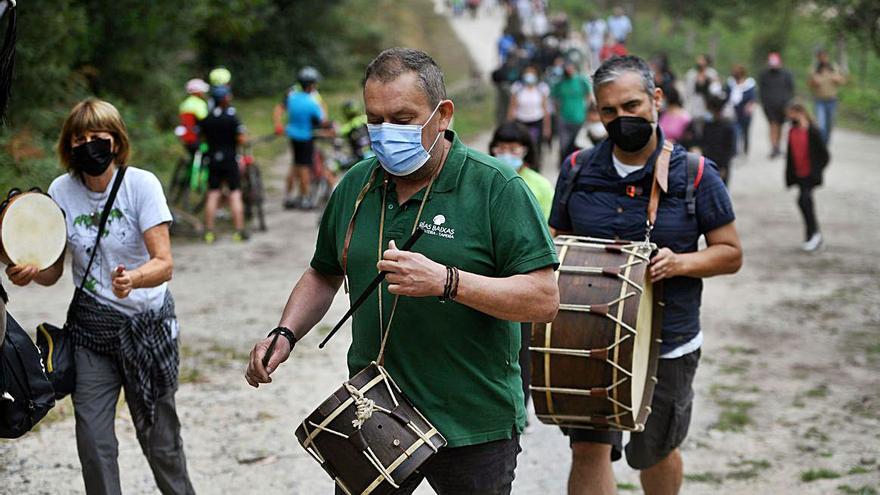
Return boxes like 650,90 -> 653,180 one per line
69,290 -> 179,425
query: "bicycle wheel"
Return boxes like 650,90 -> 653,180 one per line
246,165 -> 267,231
168,157 -> 190,206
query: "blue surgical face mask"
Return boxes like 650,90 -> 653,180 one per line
496,153 -> 524,171
367,103 -> 443,176
523,73 -> 538,85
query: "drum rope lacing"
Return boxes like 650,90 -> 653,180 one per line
532,237 -> 656,430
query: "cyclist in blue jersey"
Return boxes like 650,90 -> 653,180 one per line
273,67 -> 326,209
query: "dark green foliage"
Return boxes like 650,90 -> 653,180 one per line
0,0 -> 387,192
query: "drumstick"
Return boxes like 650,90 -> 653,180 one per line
319,228 -> 425,349
261,331 -> 281,370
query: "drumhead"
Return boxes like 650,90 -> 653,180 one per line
1,193 -> 67,270
631,278 -> 654,421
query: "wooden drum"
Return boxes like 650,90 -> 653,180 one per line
0,189 -> 66,270
295,363 -> 446,495
531,236 -> 664,431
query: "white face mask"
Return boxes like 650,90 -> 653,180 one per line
366,103 -> 443,176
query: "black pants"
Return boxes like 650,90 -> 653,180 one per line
335,435 -> 521,494
797,183 -> 819,240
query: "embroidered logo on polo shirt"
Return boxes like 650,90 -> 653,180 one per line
419,214 -> 455,240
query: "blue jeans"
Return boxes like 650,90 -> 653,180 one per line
814,98 -> 837,144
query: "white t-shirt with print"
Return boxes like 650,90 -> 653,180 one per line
48,167 -> 173,316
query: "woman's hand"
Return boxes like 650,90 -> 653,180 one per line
111,264 -> 138,299
5,264 -> 40,286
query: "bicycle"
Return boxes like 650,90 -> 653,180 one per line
238,134 -> 276,232
167,145 -> 208,213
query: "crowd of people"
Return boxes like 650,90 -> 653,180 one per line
491,3 -> 840,253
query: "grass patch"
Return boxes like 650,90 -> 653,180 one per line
179,366 -> 207,384
718,359 -> 751,375
685,471 -> 724,484
722,345 -> 757,355
838,485 -> 878,495
801,468 -> 842,482
713,399 -> 755,432
805,426 -> 831,443
616,482 -> 638,491
805,384 -> 830,398
847,466 -> 871,475
727,459 -> 772,480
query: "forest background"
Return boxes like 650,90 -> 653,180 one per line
0,0 -> 878,193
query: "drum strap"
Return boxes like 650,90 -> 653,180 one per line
71,167 -> 127,312
645,141 -> 673,241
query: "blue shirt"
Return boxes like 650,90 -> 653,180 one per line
548,131 -> 735,354
283,90 -> 323,141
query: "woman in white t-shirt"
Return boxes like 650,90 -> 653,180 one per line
507,66 -> 551,170
5,98 -> 194,494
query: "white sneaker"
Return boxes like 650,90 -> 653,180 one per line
801,233 -> 823,252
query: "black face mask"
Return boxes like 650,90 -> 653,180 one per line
72,138 -> 115,177
606,116 -> 654,153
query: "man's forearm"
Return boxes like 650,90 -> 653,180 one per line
677,244 -> 742,278
278,267 -> 344,340
454,267 -> 558,323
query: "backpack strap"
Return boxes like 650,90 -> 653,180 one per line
558,147 -> 595,211
685,152 -> 704,215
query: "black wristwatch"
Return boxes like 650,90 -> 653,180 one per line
267,326 -> 298,351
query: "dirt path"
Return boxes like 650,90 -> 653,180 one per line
2,6 -> 879,495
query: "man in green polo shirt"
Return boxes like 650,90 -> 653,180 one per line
552,61 -> 593,164
245,47 -> 559,494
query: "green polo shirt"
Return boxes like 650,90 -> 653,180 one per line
311,130 -> 558,447
551,75 -> 592,124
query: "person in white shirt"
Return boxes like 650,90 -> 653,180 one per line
7,98 -> 194,495
607,6 -> 632,43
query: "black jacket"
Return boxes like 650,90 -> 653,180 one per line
786,123 -> 829,187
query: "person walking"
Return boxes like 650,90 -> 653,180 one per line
683,54 -> 722,121
726,64 -> 757,154
785,100 -> 829,252
273,67 -> 326,209
758,52 -> 794,159
582,12 -> 607,72
552,61 -> 592,163
508,66 -> 552,170
607,6 -> 632,44
489,121 -> 554,412
808,48 -> 846,144
550,55 -> 742,495
658,86 -> 691,143
6,98 -> 194,495
681,95 -> 737,185
200,86 -> 249,243
246,47 -> 559,494
177,78 -> 209,163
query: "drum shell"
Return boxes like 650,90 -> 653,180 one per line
531,238 -> 663,431
295,363 -> 446,495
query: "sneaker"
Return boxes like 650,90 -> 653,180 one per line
801,233 -> 823,252
232,230 -> 250,242
283,197 -> 301,210
204,231 -> 216,244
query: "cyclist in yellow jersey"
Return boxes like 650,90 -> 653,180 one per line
177,78 -> 210,161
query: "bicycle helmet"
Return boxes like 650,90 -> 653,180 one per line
341,99 -> 360,119
209,67 -> 232,86
297,66 -> 321,86
185,78 -> 209,95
